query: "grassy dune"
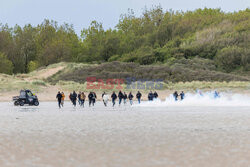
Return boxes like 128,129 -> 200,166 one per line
0,62 -> 249,101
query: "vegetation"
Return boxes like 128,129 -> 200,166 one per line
0,52 -> 13,74
47,61 -> 250,84
0,75 -> 44,92
0,7 -> 249,81
0,62 -> 249,95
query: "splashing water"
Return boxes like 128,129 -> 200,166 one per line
137,91 -> 250,107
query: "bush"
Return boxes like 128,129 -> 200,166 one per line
108,54 -> 121,62
134,46 -> 155,65
28,61 -> 39,72
241,49 -> 250,71
32,80 -> 47,86
47,62 -> 250,84
215,47 -> 244,72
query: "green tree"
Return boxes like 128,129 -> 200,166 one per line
0,52 -> 13,74
13,24 -> 37,73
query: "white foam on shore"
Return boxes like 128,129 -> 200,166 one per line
136,91 -> 250,107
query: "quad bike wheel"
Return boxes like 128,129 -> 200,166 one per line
19,101 -> 24,106
14,101 -> 19,106
34,101 -> 39,106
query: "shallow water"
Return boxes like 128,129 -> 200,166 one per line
0,101 -> 250,167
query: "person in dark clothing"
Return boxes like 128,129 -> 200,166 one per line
128,92 -> 134,105
78,92 -> 81,105
111,91 -> 117,107
69,93 -> 73,104
80,92 -> 86,107
56,91 -> 62,108
123,92 -> 128,104
88,92 -> 94,107
153,91 -> 158,99
148,91 -> 154,101
173,91 -> 178,101
136,91 -> 142,104
93,92 -> 97,106
72,91 -> 77,107
118,91 -> 124,106
214,91 -> 220,99
180,91 -> 185,100
102,92 -> 105,106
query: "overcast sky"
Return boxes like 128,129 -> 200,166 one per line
0,0 -> 249,35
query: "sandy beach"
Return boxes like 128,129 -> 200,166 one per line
0,102 -> 250,167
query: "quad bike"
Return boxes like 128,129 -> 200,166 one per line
13,90 -> 39,106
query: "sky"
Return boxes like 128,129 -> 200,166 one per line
0,0 -> 249,35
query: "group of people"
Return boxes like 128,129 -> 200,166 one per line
56,91 -> 97,108
196,90 -> 221,99
56,91 -> 65,108
110,91 -> 142,107
56,90 -> 223,108
56,90 -> 160,108
69,91 -> 97,107
173,91 -> 185,101
148,91 -> 158,101
56,90 -> 189,108
172,90 -> 220,101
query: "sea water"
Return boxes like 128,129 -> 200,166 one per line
0,94 -> 250,167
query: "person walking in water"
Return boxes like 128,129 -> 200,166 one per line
56,91 -> 62,108
173,91 -> 178,101
118,91 -> 124,106
128,92 -> 134,105
61,92 -> 65,107
136,91 -> 142,104
180,91 -> 185,100
102,92 -> 109,107
111,91 -> 117,107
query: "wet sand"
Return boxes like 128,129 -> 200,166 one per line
0,102 -> 250,167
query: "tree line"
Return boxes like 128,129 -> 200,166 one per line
0,6 -> 249,75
